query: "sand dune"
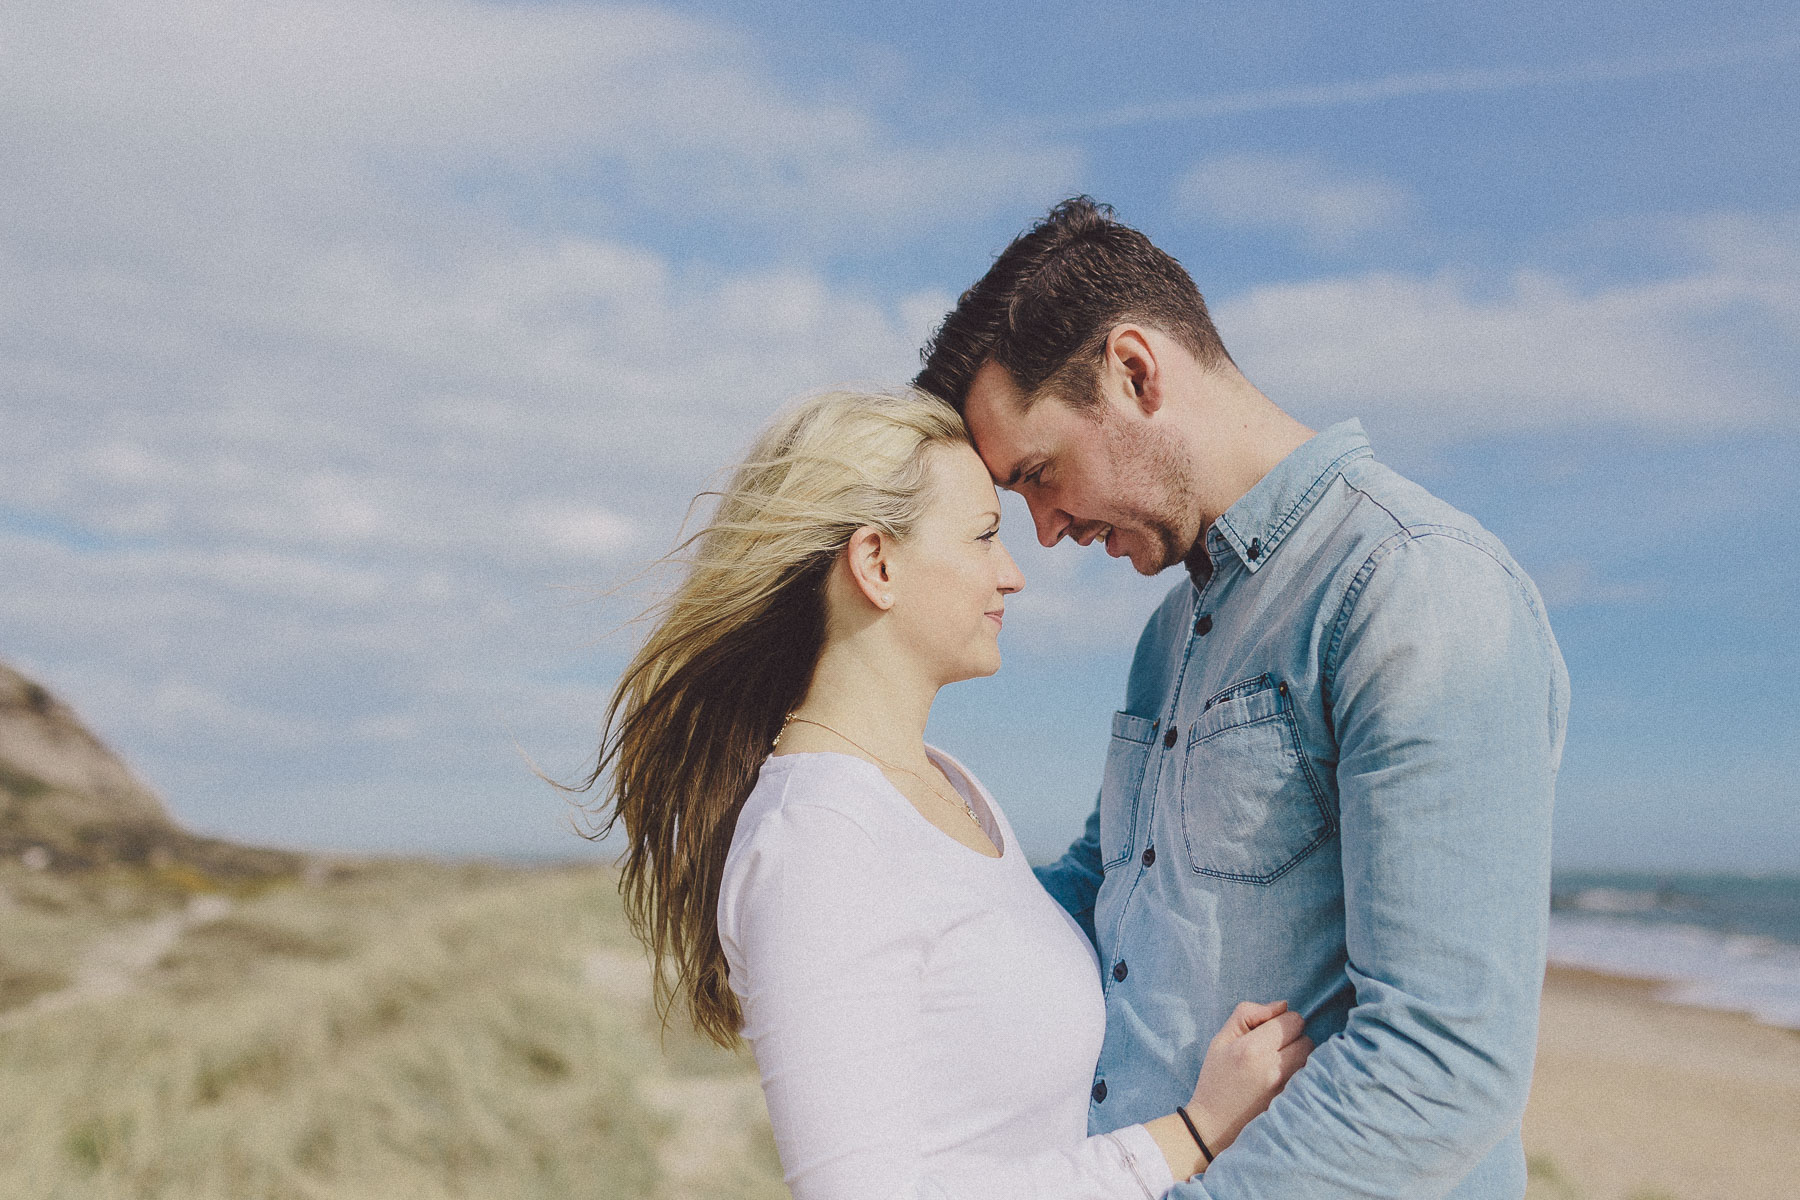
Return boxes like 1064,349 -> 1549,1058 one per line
6,853 -> 1792,1200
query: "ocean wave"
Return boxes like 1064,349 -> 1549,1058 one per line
1548,913 -> 1800,1031
1559,886 -> 1681,915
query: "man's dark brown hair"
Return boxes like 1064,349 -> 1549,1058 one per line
915,196 -> 1232,413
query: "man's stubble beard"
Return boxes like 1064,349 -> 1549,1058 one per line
1100,414 -> 1204,576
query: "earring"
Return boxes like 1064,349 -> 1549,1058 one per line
880,593 -> 893,606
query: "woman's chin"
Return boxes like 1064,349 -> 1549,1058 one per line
968,648 -> 1004,680
940,650 -> 1003,686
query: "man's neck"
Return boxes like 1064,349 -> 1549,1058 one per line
1188,374 -> 1315,531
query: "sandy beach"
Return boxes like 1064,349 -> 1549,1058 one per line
1524,967 -> 1800,1200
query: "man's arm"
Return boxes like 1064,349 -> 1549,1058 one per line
1033,800 -> 1104,946
1178,531 -> 1570,1199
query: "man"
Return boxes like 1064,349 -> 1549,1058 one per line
916,197 -> 1570,1199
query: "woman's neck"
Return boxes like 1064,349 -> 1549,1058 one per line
785,637 -> 936,768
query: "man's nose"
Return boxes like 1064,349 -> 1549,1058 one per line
1029,498 -> 1070,548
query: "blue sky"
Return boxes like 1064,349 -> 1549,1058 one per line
2,1 -> 1796,869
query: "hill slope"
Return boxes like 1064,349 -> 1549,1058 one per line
0,663 -> 298,877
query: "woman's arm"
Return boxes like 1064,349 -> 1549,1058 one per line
719,800 -> 1310,1200
1142,1000 -> 1314,1181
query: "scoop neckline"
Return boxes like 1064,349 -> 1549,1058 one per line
764,748 -> 1006,862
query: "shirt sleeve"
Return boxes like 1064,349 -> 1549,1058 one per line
1174,531 -> 1570,1199
721,799 -> 1177,1200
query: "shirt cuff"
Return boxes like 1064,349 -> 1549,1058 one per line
1108,1123 -> 1179,1198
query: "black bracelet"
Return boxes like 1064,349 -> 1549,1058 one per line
1175,1105 -> 1214,1166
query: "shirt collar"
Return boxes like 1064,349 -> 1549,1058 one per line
1204,419 -> 1373,576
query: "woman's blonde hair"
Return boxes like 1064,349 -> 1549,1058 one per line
579,388 -> 969,1047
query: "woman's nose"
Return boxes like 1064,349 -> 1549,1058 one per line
996,539 -> 1025,594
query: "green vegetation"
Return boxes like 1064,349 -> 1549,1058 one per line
0,860 -> 786,1200
0,760 -> 52,801
1527,1154 -> 1687,1200
1527,1154 -> 1583,1200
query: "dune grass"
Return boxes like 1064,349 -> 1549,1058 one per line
0,859 -> 785,1200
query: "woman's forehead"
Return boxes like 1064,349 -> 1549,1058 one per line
924,442 -> 1000,518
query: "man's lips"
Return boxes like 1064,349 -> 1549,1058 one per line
1073,523 -> 1114,549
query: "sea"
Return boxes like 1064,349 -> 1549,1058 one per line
1549,871 -> 1800,1031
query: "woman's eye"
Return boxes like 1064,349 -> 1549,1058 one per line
977,529 -> 998,543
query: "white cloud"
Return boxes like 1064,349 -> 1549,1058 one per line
1533,560 -> 1661,610
1173,152 -> 1412,250
1,1 -> 1076,852
1088,37 -> 1800,129
12,1 -> 1784,858
1218,215 -> 1800,435
0,0 -> 1074,259
524,505 -> 638,561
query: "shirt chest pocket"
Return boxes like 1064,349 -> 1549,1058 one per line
1179,675 -> 1335,885
1099,711 -> 1159,870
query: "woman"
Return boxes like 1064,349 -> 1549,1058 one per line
584,390 -> 1312,1198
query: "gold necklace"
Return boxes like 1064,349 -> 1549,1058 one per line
776,713 -> 986,834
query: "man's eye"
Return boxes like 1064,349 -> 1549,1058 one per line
1024,466 -> 1045,487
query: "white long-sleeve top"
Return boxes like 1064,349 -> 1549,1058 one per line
717,748 -> 1177,1200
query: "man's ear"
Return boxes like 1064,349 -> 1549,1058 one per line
1104,325 -> 1163,416
843,526 -> 894,610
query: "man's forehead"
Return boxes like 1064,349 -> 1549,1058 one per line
963,363 -> 1035,483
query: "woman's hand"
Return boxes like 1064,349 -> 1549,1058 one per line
1186,999 -> 1314,1154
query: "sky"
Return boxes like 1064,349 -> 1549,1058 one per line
3,0 -> 1797,871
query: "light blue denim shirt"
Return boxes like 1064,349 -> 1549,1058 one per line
1036,420 -> 1570,1200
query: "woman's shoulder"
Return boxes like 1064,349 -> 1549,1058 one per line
728,753 -> 896,869
719,755 -> 911,945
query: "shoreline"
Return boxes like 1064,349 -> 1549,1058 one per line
1524,965 -> 1800,1200
1544,963 -> 1800,1033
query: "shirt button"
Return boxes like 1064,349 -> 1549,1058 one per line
1141,845 -> 1156,867
1195,613 -> 1213,635
1092,1079 -> 1108,1103
1248,537 -> 1262,560
1163,726 -> 1178,749
1113,960 -> 1129,982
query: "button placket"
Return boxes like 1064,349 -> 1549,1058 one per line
1101,580 -> 1212,995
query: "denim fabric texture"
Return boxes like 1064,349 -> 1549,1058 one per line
1035,420 -> 1570,1200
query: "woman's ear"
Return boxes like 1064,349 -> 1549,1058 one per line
843,526 -> 894,610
